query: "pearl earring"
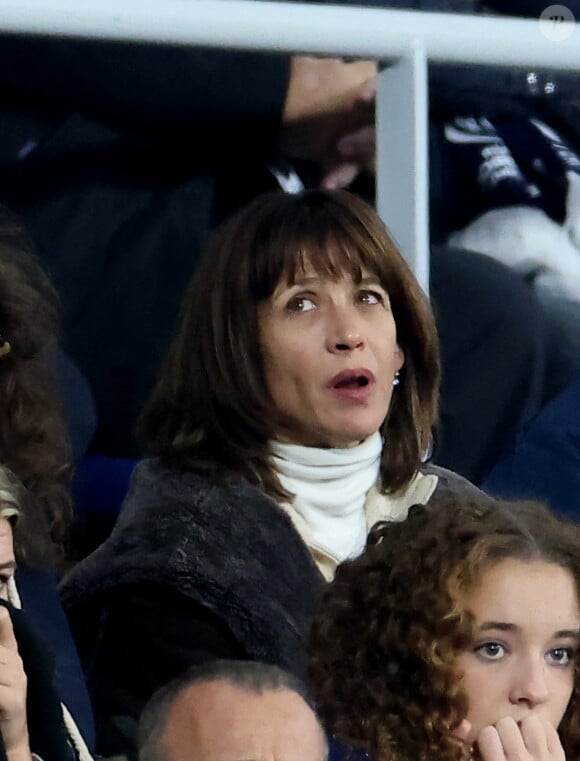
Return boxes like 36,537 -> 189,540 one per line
393,371 -> 400,387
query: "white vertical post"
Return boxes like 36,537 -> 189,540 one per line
376,43 -> 429,292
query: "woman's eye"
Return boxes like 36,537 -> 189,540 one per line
547,647 -> 574,666
287,296 -> 316,313
358,290 -> 384,305
475,642 -> 506,661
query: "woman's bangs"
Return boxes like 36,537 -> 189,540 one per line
248,194 -> 392,300
254,235 -> 387,302
290,221 -> 396,287
288,235 -> 371,285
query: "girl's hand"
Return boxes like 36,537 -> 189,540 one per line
476,716 -> 565,761
0,607 -> 30,761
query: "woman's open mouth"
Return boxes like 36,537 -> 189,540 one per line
328,369 -> 375,399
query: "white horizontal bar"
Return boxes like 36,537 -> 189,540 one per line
1,0 -> 579,69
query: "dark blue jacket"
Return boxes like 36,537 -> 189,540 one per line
483,376 -> 580,520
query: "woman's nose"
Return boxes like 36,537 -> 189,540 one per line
326,305 -> 364,352
510,659 -> 550,707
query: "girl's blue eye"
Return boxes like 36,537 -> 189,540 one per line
547,647 -> 574,666
475,642 -> 506,661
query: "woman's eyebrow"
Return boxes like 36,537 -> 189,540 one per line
553,628 -> 580,640
477,622 -> 580,640
359,275 -> 383,286
287,275 -> 321,286
279,273 -> 383,290
478,621 -> 517,632
0,561 -> 15,572
272,276 -> 320,297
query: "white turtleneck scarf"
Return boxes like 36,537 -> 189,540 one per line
270,432 -> 382,563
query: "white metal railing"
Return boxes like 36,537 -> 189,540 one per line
1,0 -> 578,289
1,1 -> 578,66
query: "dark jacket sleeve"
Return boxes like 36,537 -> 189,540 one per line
76,583 -> 246,756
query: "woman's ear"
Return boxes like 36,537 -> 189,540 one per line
395,345 -> 405,372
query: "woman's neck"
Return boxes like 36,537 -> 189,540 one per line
270,433 -> 382,561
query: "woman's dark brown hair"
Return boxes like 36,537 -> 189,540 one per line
140,189 -> 440,497
0,207 -> 72,567
308,497 -> 580,761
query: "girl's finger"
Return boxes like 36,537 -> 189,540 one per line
542,719 -> 566,760
452,719 -> 472,743
477,725 -> 507,761
519,716 -> 550,757
494,717 -> 527,760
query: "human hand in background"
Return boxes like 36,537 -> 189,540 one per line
0,607 -> 30,761
279,56 -> 376,189
322,123 -> 376,190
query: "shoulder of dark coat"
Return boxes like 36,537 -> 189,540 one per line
60,458 -> 324,675
422,463 -> 493,503
60,457 -> 321,603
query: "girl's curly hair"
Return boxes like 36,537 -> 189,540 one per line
0,206 -> 72,568
308,496 -> 580,761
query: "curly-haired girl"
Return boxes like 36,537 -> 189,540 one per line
308,496 -> 580,761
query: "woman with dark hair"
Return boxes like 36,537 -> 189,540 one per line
61,189 -> 482,756
0,207 -> 95,746
309,496 -> 580,761
0,208 -> 72,568
143,188 -> 439,496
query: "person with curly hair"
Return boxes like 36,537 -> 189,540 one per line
308,496 -> 580,761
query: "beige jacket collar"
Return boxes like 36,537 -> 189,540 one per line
280,470 -> 438,581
